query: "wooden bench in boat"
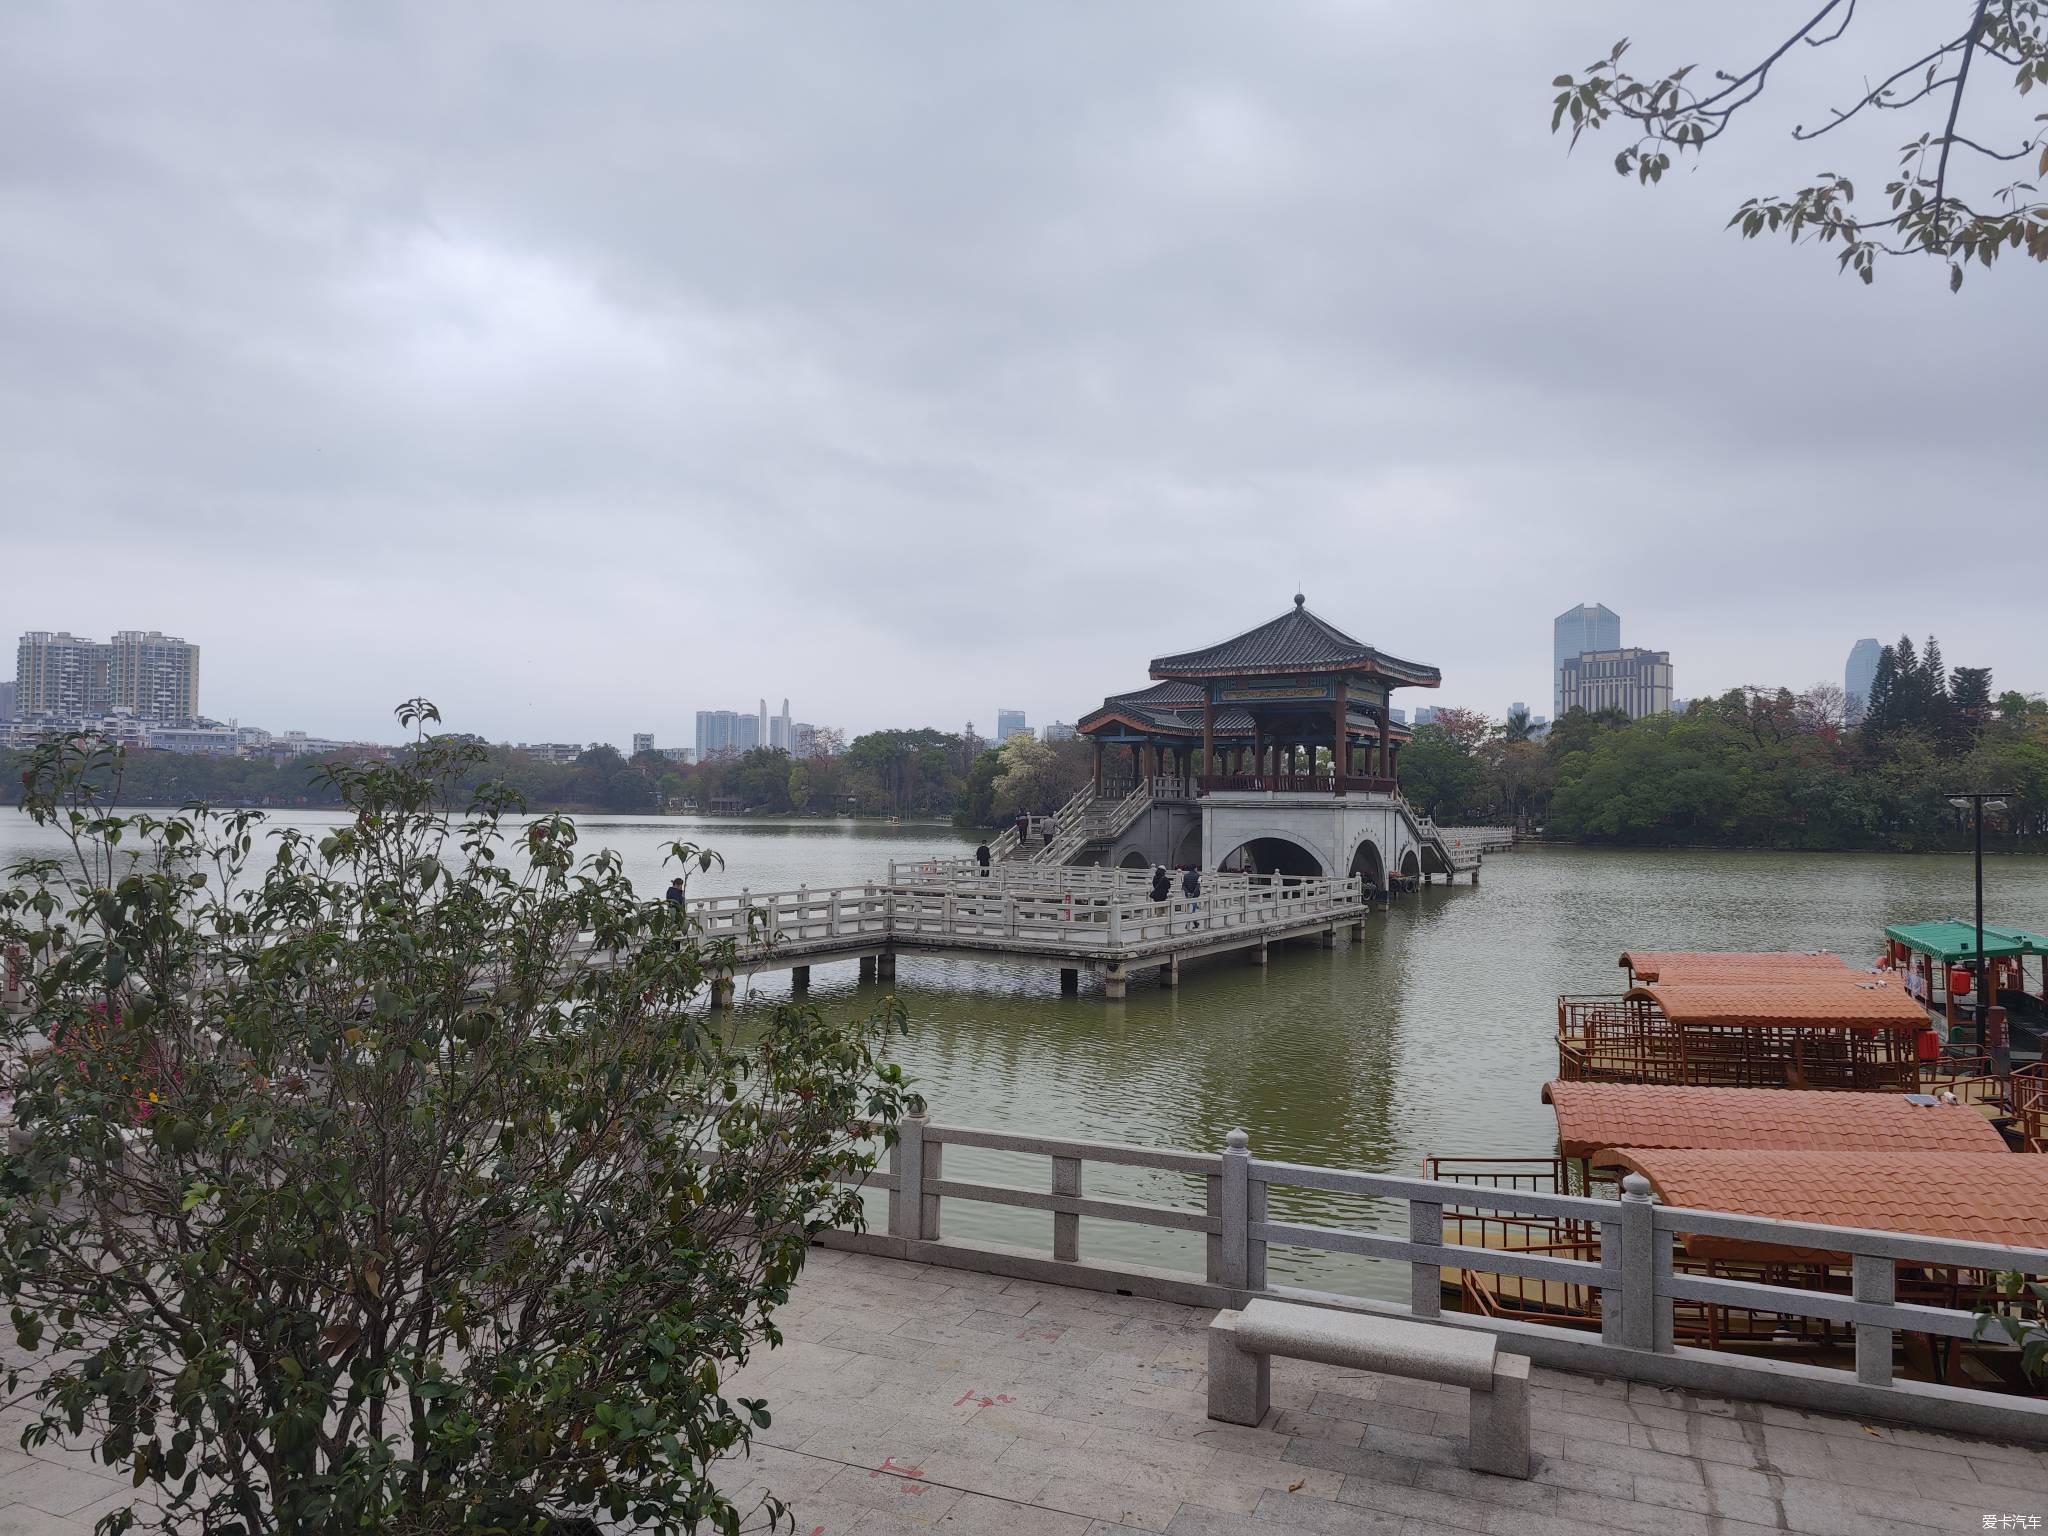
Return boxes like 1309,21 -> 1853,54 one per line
1207,1299 -> 1531,1478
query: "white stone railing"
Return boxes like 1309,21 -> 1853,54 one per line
823,1113 -> 2048,1445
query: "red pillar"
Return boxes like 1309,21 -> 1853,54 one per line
1333,676 -> 1348,796
1201,690 -> 1215,795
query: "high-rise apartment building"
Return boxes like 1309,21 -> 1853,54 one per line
1559,648 -> 1673,719
15,632 -> 113,718
1041,721 -> 1077,742
996,708 -> 1028,742
108,630 -> 200,721
15,629 -> 200,723
1553,604 -> 1621,716
0,680 -> 13,721
632,732 -> 655,757
1845,638 -> 1882,723
769,698 -> 794,752
695,710 -> 742,759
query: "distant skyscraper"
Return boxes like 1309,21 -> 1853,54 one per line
1559,648 -> 1673,720
15,631 -> 112,718
0,680 -> 13,721
758,698 -> 769,749
996,708 -> 1028,742
769,697 -> 794,752
1845,638 -> 1882,723
1042,721 -> 1077,742
695,709 -> 745,759
1411,706 -> 1437,727
632,732 -> 654,757
108,631 -> 200,721
1553,604 -> 1621,716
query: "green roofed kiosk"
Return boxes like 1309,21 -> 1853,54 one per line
1881,920 -> 2048,1058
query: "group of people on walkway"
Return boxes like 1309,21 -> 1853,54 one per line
1152,864 -> 1201,930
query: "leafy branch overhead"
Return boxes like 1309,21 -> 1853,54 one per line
1551,2 -> 2048,286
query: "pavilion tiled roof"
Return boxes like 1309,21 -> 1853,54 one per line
1147,596 -> 1441,687
1078,681 -> 1411,742
1540,1081 -> 2008,1160
1619,950 -> 1850,984
1624,978 -> 1929,1030
1600,1150 -> 2048,1262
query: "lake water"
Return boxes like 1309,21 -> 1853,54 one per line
7,808 -> 2045,1298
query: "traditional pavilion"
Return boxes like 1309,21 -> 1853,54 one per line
1076,596 -> 1438,797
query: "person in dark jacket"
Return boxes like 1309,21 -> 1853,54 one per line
1181,865 -> 1201,930
1150,865 -> 1171,904
975,842 -> 991,876
665,878 -> 687,912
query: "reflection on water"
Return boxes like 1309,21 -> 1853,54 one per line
7,808 -> 2045,1298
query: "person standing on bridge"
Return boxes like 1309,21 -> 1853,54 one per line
1181,865 -> 1201,930
1150,864 -> 1171,908
665,877 -> 687,913
975,842 -> 991,877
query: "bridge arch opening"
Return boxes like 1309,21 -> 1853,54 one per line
1347,839 -> 1386,892
1399,849 -> 1421,879
1218,836 -> 1326,878
1117,849 -> 1151,870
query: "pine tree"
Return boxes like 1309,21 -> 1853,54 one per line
1921,635 -> 1947,699
1863,643 -> 1899,736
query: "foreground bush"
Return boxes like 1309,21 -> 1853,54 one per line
0,702 -> 908,1534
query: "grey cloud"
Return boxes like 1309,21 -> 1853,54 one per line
0,0 -> 2038,745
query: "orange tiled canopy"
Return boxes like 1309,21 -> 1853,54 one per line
1623,978 -> 1928,1030
1618,950 -> 1850,984
1601,1150 -> 2048,1262
1540,1081 -> 2008,1160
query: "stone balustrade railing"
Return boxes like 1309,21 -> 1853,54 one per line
823,1111 -> 2048,1445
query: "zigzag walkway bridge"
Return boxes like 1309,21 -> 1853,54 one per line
631,863 -> 1370,1001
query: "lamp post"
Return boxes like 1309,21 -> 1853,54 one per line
1946,791 -> 2012,1067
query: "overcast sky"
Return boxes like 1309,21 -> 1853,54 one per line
2,1 -> 2038,746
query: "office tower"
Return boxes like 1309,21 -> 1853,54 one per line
1553,604 -> 1621,716
1411,706 -> 1437,727
1558,648 -> 1673,719
1041,721 -> 1077,742
996,708 -> 1028,742
14,631 -> 112,718
1845,638 -> 1882,723
632,732 -> 654,757
772,698 -> 792,752
107,631 -> 200,722
758,698 -> 770,749
0,680 -> 13,721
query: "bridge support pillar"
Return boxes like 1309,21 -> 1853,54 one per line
859,955 -> 876,983
1104,964 -> 1128,1001
876,952 -> 897,982
1472,866 -> 1481,885
1162,956 -> 1179,989
1350,920 -> 1365,941
1321,928 -> 1335,948
1251,940 -> 1268,967
1060,967 -> 1079,994
791,965 -> 810,993
709,977 -> 735,1009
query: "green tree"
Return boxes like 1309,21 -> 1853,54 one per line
954,747 -> 1002,830
1550,5 -> 2048,287
0,706 -> 909,1534
989,733 -> 1062,820
787,762 -> 813,812
1397,724 -> 1485,821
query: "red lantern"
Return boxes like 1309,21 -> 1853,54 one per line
1914,1027 -> 1941,1062
1948,967 -> 1973,997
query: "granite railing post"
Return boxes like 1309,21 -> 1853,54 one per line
1052,1155 -> 1080,1262
1854,1252 -> 1896,1385
1409,1199 -> 1443,1319
1599,1216 -> 1625,1345
1617,1173 -> 1671,1353
1220,1128 -> 1251,1302
888,1105 -> 927,1242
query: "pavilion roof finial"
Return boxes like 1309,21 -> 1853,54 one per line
1293,591 -> 1305,610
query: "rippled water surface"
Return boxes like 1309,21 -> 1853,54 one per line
8,808 -> 2045,1297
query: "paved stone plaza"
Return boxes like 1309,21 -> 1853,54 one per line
0,1245 -> 2041,1532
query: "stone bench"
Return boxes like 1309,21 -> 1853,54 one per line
1207,1300 -> 1531,1478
